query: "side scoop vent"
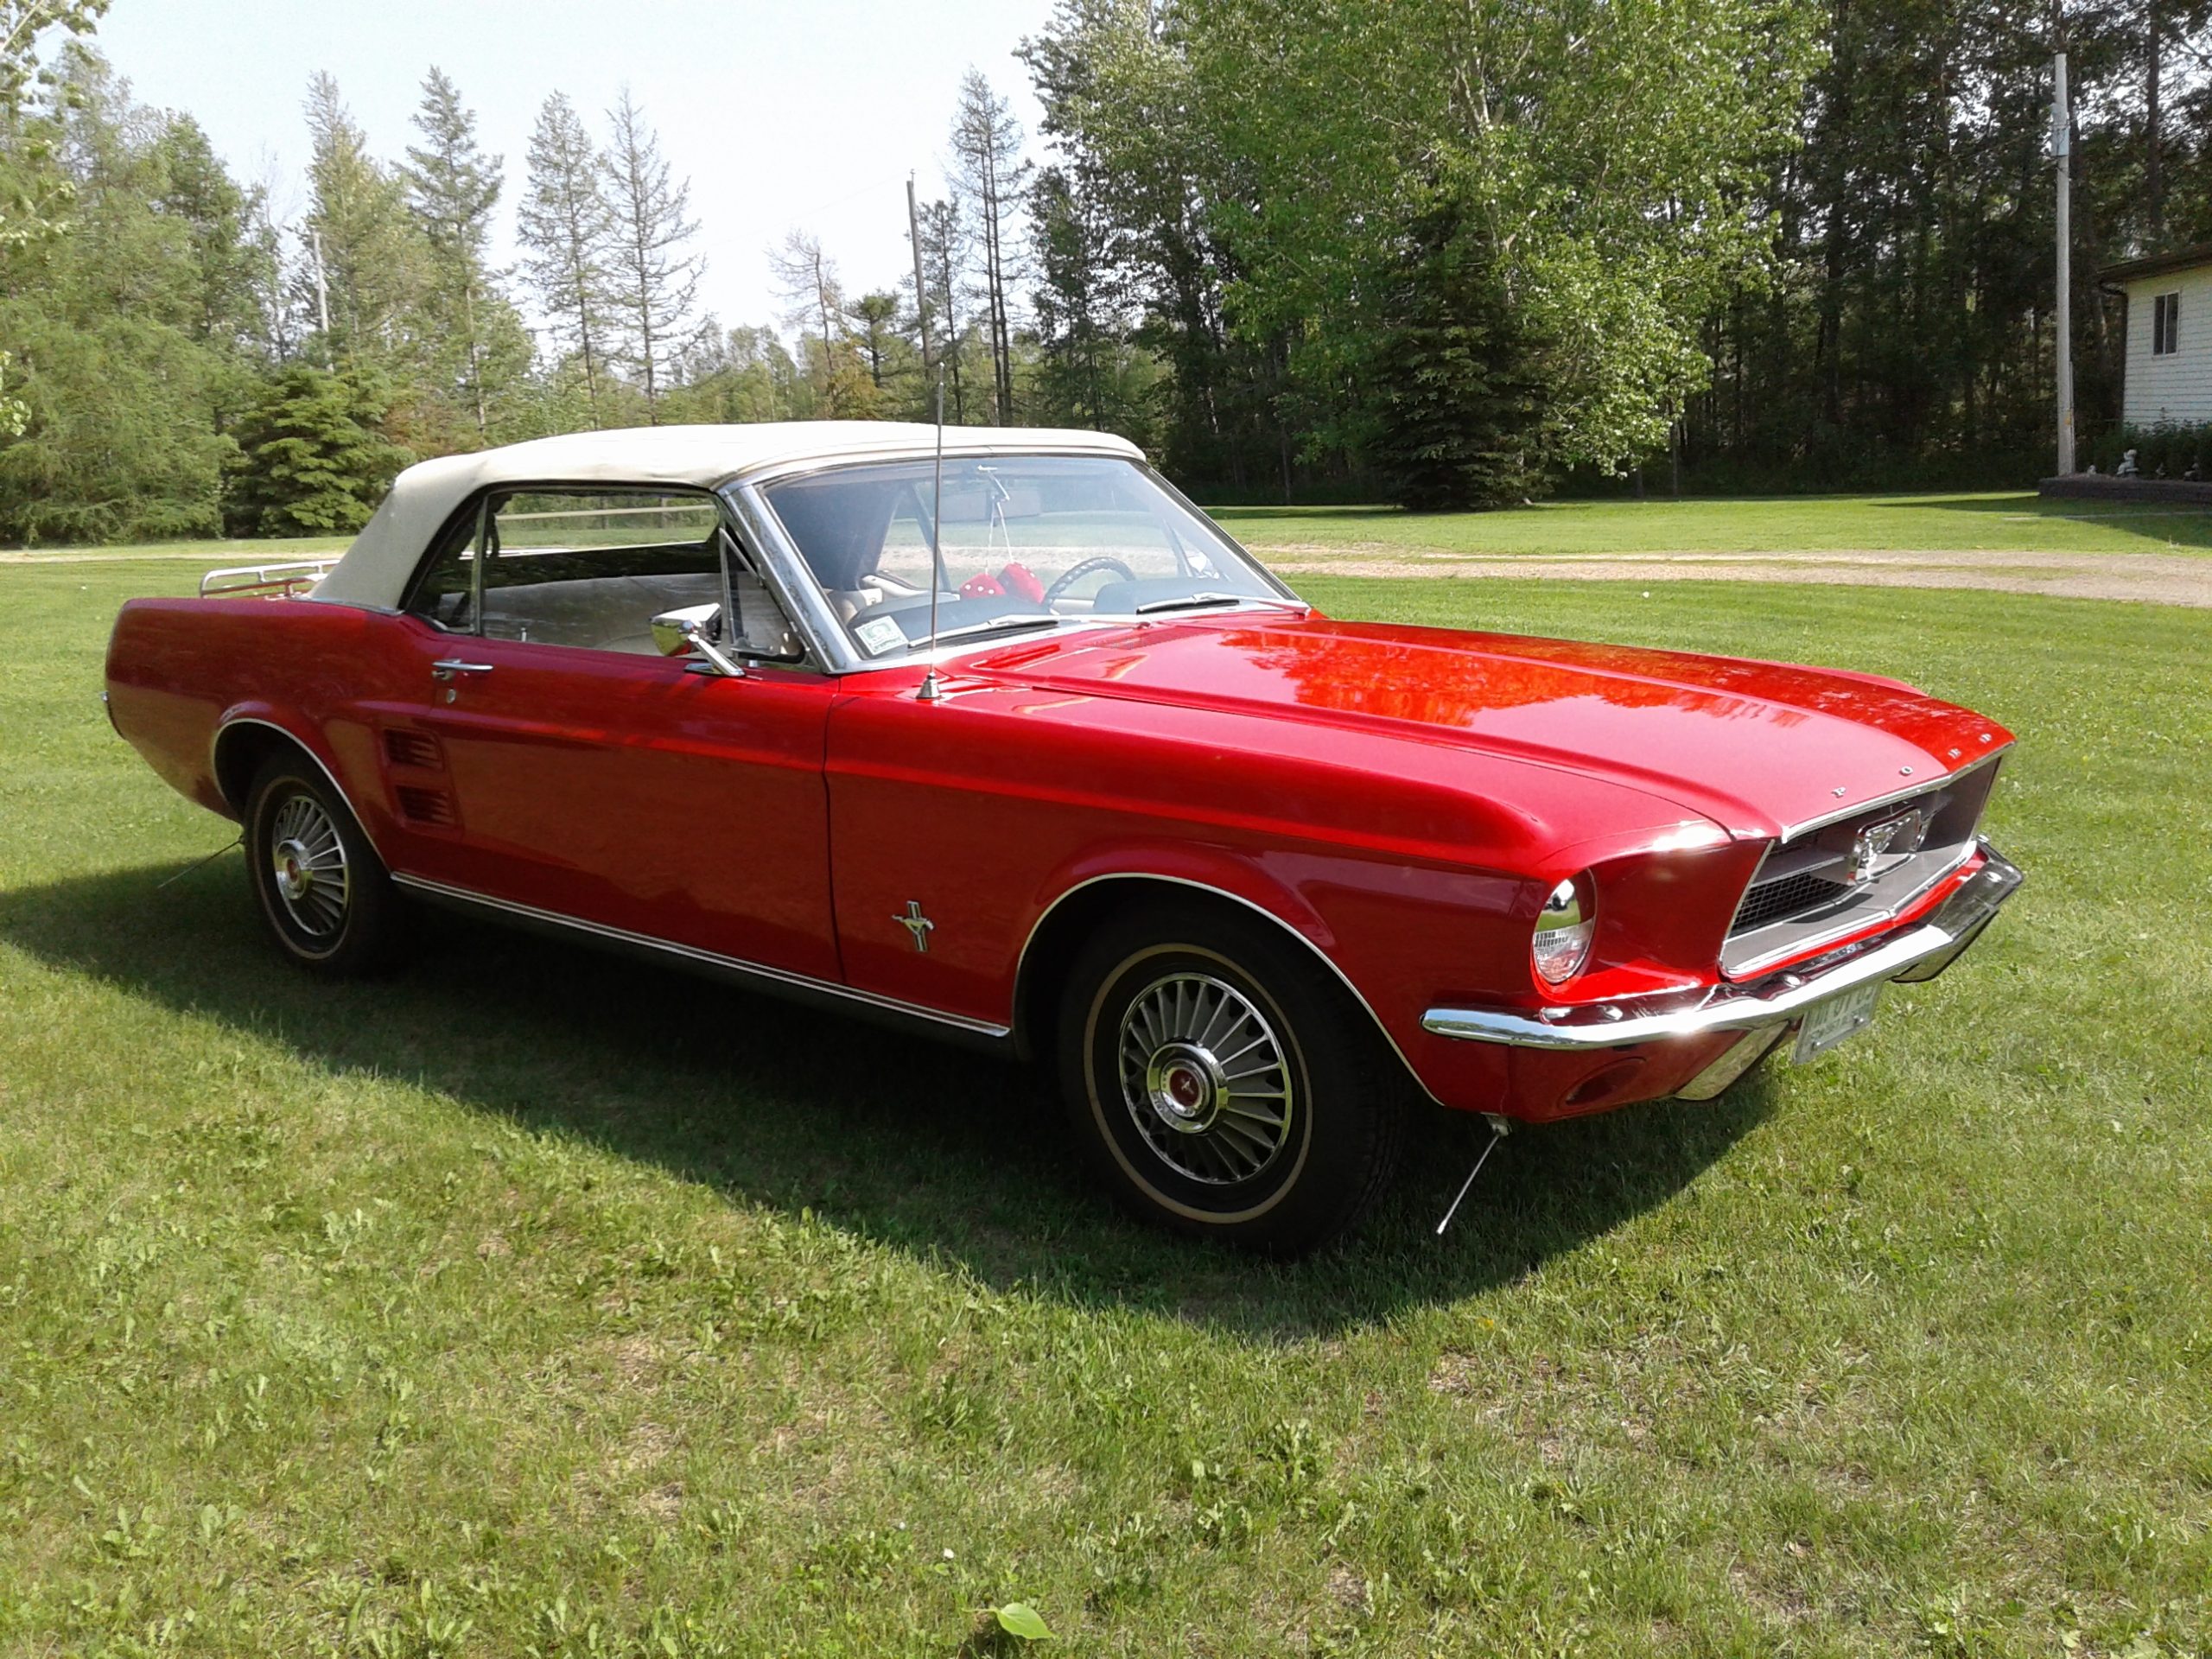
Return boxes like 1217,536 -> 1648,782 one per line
383,728 -> 444,771
394,786 -> 458,829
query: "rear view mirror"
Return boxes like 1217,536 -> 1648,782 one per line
937,484 -> 1045,524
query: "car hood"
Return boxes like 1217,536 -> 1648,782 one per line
963,614 -> 2012,841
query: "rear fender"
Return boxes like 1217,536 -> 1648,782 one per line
210,708 -> 392,864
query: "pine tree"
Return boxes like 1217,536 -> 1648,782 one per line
1030,162 -> 1128,430
947,72 -> 1031,424
910,194 -> 969,421
849,291 -> 900,390
601,88 -> 704,420
1367,201 -> 1548,510
401,67 -> 514,436
517,92 -> 614,426
223,363 -> 409,536
296,73 -> 429,370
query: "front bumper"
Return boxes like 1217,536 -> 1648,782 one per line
1420,840 -> 2023,1095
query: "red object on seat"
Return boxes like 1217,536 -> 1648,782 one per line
959,573 -> 1006,600
998,562 -> 1046,604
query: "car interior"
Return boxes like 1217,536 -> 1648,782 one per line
407,490 -> 798,661
761,456 -> 1281,658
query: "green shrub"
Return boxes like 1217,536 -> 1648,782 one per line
2101,419 -> 2212,480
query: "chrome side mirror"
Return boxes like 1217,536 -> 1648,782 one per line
650,603 -> 745,677
652,601 -> 722,657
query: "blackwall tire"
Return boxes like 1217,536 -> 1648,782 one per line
244,754 -> 402,976
1057,901 -> 1409,1253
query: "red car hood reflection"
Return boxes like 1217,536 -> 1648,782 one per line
965,615 -> 2012,840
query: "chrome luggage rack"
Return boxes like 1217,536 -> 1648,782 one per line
198,559 -> 334,599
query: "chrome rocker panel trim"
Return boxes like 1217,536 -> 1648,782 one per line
391,873 -> 1014,1051
1421,840 -> 2022,1052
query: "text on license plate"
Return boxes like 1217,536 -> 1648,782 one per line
1792,983 -> 1882,1063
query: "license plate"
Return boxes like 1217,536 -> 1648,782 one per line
1792,983 -> 1882,1063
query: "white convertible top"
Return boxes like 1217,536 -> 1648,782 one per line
309,421 -> 1145,611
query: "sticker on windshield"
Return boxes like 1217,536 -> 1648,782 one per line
855,614 -> 906,657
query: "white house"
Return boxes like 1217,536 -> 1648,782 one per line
2104,242 -> 2212,427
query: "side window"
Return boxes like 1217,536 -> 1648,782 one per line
2152,291 -> 2181,357
480,489 -> 726,654
404,506 -> 482,632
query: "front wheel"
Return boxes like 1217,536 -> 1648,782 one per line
1057,903 -> 1409,1253
245,754 -> 403,976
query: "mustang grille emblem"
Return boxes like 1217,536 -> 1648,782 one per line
1847,809 -> 1925,883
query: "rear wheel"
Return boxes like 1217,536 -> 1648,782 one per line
245,754 -> 401,976
1057,903 -> 1408,1253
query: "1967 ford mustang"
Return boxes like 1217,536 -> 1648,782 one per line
105,423 -> 2022,1249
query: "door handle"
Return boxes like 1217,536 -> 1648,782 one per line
431,659 -> 494,681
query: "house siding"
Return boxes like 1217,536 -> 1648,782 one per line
2121,264 -> 2212,427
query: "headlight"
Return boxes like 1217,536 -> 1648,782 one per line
1531,873 -> 1596,985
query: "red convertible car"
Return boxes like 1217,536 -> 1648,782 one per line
105,423 -> 2021,1249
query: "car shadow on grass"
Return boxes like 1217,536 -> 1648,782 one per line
0,858 -> 1775,1341
1868,492 -> 2212,544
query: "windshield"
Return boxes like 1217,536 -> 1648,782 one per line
757,454 -> 1300,661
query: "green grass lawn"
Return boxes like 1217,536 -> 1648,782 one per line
1214,492 -> 2212,558
2,558 -> 2207,1656
2,532 -> 353,565
10,490 -> 2209,573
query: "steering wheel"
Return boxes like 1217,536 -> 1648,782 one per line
1043,556 -> 1138,607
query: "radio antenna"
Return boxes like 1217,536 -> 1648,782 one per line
908,174 -> 946,702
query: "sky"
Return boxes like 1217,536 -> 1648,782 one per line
92,0 -> 1058,334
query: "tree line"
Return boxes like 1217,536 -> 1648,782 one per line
1,0 -> 2208,544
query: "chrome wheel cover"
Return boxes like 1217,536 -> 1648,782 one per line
1116,971 -> 1294,1185
267,792 -> 349,938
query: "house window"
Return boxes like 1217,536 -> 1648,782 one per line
2152,291 -> 2181,356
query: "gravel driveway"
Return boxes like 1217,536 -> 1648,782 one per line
1254,545 -> 2212,607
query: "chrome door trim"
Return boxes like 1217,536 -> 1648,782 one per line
1010,871 -> 1446,1107
389,872 -> 1012,1042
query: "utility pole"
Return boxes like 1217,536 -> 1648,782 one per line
2053,50 -> 2075,475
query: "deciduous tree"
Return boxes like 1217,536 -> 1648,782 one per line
767,227 -> 874,416
0,0 -> 109,434
0,47 -> 258,541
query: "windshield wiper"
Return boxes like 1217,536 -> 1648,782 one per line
923,612 -> 1062,645
1133,592 -> 1294,615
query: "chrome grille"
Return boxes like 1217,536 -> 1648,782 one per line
1720,755 -> 2005,977
1731,868 -> 1845,933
